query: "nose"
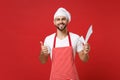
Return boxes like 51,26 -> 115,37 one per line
59,19 -> 63,23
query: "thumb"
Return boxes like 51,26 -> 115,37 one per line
40,41 -> 44,46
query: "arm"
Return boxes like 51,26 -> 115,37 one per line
39,41 -> 49,64
78,43 -> 90,62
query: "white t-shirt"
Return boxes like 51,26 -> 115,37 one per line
44,32 -> 83,59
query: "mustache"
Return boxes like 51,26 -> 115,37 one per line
58,23 -> 65,25
57,26 -> 66,31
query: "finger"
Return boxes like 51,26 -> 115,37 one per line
40,41 -> 44,46
85,48 -> 90,53
42,49 -> 48,53
85,46 -> 89,50
84,43 -> 90,48
84,43 -> 89,46
42,47 -> 48,51
41,46 -> 48,50
42,46 -> 48,51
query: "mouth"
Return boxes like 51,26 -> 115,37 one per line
58,23 -> 65,28
56,23 -> 66,31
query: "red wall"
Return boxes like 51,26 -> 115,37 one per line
0,0 -> 120,80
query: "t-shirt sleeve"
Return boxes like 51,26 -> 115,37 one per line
44,37 -> 51,54
76,36 -> 83,53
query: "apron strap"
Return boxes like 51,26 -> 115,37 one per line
53,32 -> 72,48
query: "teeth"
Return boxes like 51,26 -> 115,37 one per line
59,24 -> 64,27
59,24 -> 63,27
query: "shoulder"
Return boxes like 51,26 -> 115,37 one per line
44,33 -> 55,42
69,32 -> 81,39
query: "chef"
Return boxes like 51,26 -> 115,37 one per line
40,7 -> 90,80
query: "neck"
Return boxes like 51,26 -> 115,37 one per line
56,29 -> 68,39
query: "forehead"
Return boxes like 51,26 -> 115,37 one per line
54,16 -> 67,19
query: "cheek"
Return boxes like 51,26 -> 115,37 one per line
53,21 -> 57,25
54,22 -> 58,26
55,22 -> 60,25
64,21 -> 68,25
63,20 -> 68,23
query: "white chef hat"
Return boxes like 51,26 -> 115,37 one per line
54,7 -> 71,22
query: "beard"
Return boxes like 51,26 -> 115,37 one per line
56,23 -> 67,31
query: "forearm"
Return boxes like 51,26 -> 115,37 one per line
39,52 -> 49,64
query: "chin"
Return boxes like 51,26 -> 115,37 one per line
57,26 -> 66,31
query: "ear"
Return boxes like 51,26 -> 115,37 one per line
67,19 -> 70,23
53,20 -> 55,25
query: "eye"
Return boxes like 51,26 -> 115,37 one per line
55,18 -> 60,21
62,18 -> 67,21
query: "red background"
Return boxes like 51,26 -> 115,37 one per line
0,0 -> 120,80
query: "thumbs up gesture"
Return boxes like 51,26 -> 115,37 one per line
40,41 -> 49,55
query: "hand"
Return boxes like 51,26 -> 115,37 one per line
83,43 -> 90,54
40,41 -> 48,55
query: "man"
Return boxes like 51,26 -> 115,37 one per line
40,7 -> 90,80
